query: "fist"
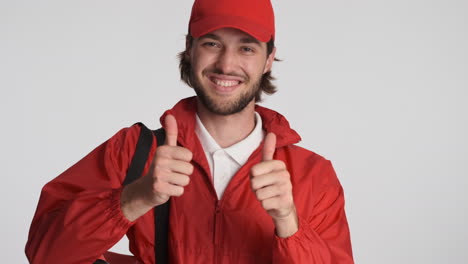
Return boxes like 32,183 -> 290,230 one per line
250,132 -> 295,220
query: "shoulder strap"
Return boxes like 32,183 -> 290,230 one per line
123,123 -> 154,186
123,125 -> 170,264
94,123 -> 156,264
152,128 -> 170,264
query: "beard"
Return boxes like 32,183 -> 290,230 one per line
190,69 -> 262,116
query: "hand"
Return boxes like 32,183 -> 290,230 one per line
143,114 -> 193,205
250,132 -> 298,237
121,114 -> 193,221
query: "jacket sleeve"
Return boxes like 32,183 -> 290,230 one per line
25,125 -> 153,264
272,160 -> 354,264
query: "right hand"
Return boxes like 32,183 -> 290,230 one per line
144,114 -> 193,206
121,114 -> 193,221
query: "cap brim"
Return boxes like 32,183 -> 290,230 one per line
190,15 -> 272,42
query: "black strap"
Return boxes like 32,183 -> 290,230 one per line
123,123 -> 154,186
131,125 -> 169,264
95,124 -> 169,264
126,125 -> 169,264
127,125 -> 169,264
152,128 -> 170,264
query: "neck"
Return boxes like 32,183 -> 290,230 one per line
196,99 -> 257,148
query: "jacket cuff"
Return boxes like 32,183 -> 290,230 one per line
274,216 -> 306,245
272,216 -> 322,262
105,188 -> 136,230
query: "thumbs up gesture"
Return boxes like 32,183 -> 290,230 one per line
148,114 -> 194,204
121,115 -> 193,221
250,132 -> 298,237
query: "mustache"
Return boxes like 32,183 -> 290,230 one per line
203,68 -> 249,82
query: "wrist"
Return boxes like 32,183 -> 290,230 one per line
120,180 -> 154,221
273,208 -> 299,238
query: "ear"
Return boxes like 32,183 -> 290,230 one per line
263,47 -> 276,74
185,35 -> 192,59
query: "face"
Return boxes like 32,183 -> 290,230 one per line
187,28 -> 276,115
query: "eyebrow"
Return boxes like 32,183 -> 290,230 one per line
240,37 -> 261,46
199,34 -> 262,46
199,33 -> 220,40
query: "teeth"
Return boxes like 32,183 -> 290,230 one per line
213,79 -> 240,87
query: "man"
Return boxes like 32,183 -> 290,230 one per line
26,0 -> 354,263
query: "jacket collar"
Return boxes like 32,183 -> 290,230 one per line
159,96 -> 302,151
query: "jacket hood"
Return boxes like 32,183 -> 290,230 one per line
159,96 -> 301,150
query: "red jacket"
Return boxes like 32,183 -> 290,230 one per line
26,97 -> 354,264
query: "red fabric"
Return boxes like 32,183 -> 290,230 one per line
104,252 -> 140,264
26,96 -> 354,263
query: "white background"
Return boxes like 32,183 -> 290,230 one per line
1,0 -> 467,263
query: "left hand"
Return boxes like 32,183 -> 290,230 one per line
250,132 -> 296,221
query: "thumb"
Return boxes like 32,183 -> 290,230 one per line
164,114 -> 178,146
262,132 -> 276,161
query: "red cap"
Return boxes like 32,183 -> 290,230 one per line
188,0 -> 275,42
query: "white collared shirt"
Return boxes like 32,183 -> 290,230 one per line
195,112 -> 265,199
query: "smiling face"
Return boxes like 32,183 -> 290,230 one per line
187,28 -> 276,115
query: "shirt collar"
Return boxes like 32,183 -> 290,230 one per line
195,114 -> 222,154
159,96 -> 301,151
195,112 -> 265,166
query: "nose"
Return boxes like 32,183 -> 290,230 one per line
215,48 -> 239,75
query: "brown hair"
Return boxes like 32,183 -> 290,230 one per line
178,34 -> 278,102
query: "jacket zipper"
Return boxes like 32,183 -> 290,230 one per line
214,200 -> 221,264
211,148 -> 263,263
194,161 -> 221,264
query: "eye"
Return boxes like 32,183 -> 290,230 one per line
202,41 -> 220,48
241,46 -> 255,53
